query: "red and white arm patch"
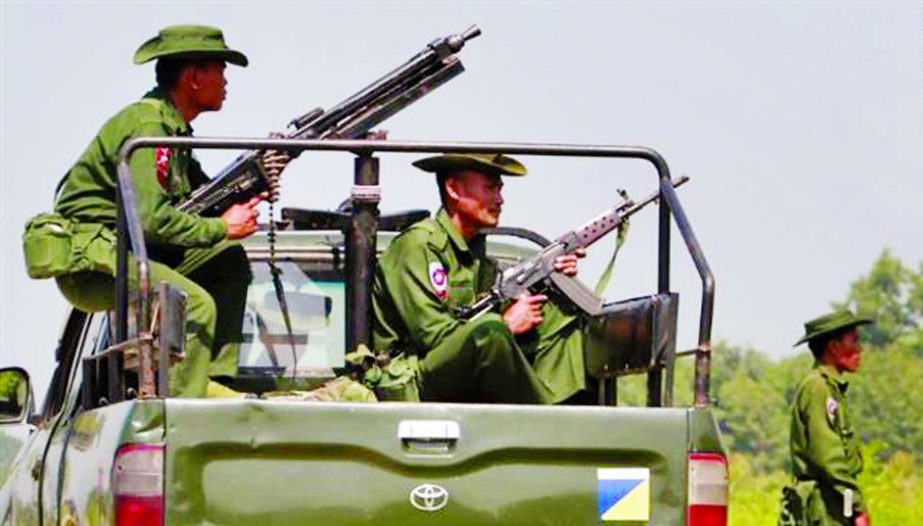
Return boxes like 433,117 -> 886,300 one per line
825,397 -> 839,424
155,147 -> 171,190
428,261 -> 448,301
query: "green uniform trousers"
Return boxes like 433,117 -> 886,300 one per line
417,304 -> 584,405
56,236 -> 250,398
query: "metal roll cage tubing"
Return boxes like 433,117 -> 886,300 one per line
116,137 -> 715,407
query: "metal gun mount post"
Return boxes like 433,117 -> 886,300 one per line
346,155 -> 381,352
113,159 -> 154,403
117,136 -> 715,407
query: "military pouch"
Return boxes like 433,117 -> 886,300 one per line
22,212 -> 75,279
23,213 -> 115,280
374,372 -> 421,402
778,480 -> 827,526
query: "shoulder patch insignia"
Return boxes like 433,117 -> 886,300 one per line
155,147 -> 171,190
826,397 -> 839,423
428,261 -> 448,301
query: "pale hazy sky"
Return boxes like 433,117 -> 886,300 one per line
2,2 -> 922,399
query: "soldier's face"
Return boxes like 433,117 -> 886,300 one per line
447,171 -> 504,229
829,328 -> 862,373
190,61 -> 228,112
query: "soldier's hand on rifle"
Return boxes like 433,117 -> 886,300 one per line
553,248 -> 587,277
503,293 -> 547,335
855,512 -> 870,526
222,196 -> 261,239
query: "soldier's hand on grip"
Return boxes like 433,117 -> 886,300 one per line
222,196 -> 261,239
502,293 -> 547,335
552,248 -> 586,277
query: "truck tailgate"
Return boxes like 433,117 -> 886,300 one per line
164,400 -> 690,525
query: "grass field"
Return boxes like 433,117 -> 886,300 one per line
728,450 -> 923,525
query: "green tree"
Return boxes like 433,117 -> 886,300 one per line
833,250 -> 923,458
849,346 -> 923,459
836,249 -> 923,349
709,344 -> 804,473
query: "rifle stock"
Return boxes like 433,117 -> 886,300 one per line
179,26 -> 481,217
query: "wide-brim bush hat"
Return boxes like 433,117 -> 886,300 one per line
794,309 -> 873,346
134,25 -> 248,67
413,153 -> 527,177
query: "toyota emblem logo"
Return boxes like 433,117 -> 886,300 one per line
409,483 -> 449,512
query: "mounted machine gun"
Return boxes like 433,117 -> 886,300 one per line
179,25 -> 482,217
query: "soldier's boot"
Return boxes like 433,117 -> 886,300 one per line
206,380 -> 248,398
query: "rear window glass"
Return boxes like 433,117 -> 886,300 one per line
238,260 -> 346,380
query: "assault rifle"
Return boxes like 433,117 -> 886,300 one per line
458,176 -> 689,320
179,25 -> 482,217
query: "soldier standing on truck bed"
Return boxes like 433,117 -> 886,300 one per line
780,309 -> 873,526
28,25 -> 290,397
371,153 -> 591,404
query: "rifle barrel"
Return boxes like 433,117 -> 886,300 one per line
571,176 -> 688,248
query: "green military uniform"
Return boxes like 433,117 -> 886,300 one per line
50,26 -> 251,397
371,154 -> 587,404
781,310 -> 872,525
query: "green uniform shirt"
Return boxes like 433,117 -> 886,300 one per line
790,363 -> 866,516
373,208 -> 497,355
372,208 -> 586,403
55,87 -> 226,249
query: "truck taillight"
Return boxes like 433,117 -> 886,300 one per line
687,452 -> 728,526
113,443 -> 164,526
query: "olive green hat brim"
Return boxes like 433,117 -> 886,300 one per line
134,48 -> 249,67
133,25 -> 249,67
793,317 -> 872,346
413,153 -> 527,177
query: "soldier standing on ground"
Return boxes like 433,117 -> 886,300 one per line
782,309 -> 873,526
371,153 -> 590,404
49,25 -> 290,397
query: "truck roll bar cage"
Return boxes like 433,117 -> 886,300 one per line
115,138 -> 715,407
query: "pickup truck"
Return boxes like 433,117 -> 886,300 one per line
0,139 -> 727,525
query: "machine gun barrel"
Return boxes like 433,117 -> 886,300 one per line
179,26 -> 481,217
459,176 -> 689,320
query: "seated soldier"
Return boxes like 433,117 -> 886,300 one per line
372,153 -> 589,404
50,26 -> 290,397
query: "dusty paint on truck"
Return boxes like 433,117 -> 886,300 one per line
160,400 -> 718,525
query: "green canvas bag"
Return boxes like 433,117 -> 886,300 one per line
22,212 -> 75,279
345,346 -> 421,402
22,213 -> 114,279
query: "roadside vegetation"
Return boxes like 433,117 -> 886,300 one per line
622,250 -> 923,524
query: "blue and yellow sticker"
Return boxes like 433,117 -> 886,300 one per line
597,467 -> 650,522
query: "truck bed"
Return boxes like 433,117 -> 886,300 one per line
156,400 -> 720,525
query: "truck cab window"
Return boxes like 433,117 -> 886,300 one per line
237,260 -> 346,387
40,311 -> 88,420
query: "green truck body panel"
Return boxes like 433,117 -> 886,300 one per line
161,400 -> 714,525
2,229 -> 726,525
59,401 -> 165,526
